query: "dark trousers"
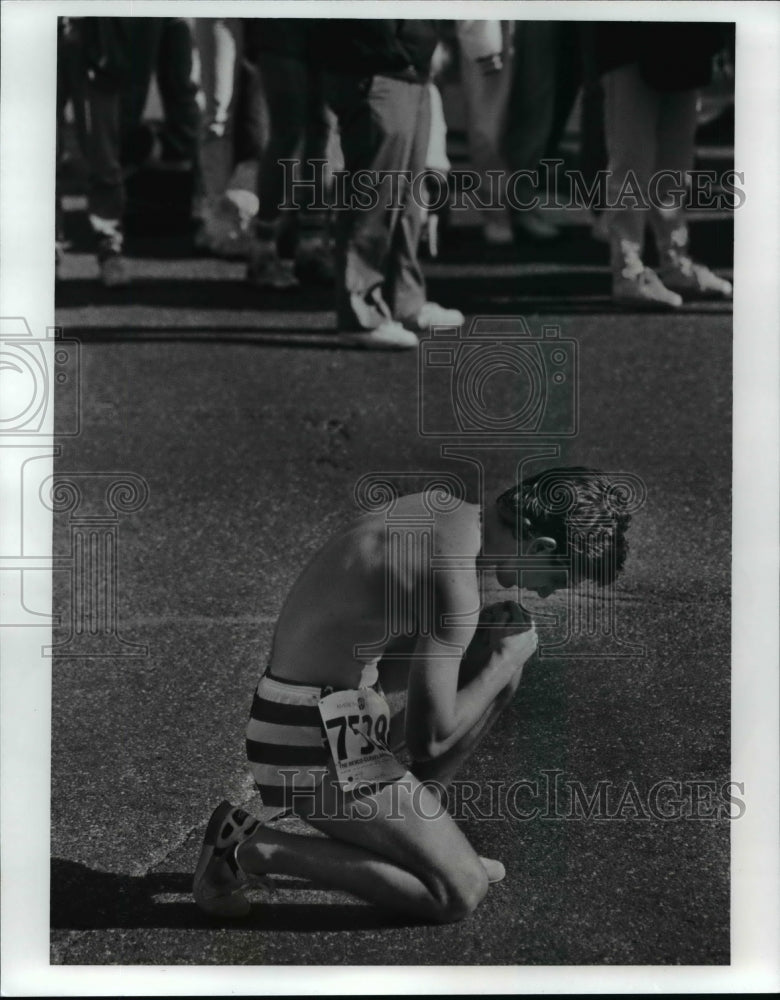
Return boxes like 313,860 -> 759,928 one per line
504,22 -> 559,204
120,17 -> 200,165
57,19 -> 125,246
326,73 -> 431,331
256,50 -> 337,255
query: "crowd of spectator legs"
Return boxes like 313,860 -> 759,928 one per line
56,17 -> 734,348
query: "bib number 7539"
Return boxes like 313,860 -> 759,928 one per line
318,688 -> 406,788
324,711 -> 389,761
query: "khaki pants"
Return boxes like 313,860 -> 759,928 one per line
602,61 -> 698,265
326,74 -> 431,331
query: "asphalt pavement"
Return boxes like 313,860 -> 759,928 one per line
50,204 -> 733,966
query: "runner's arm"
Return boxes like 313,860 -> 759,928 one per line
404,574 -> 533,760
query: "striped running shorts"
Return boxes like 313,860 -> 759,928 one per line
246,670 -> 388,812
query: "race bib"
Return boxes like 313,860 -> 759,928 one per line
318,688 -> 407,789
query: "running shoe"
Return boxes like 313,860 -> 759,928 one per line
247,239 -> 300,290
193,800 -> 267,918
295,238 -> 336,285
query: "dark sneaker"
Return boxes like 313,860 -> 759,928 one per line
99,254 -> 131,288
194,221 -> 253,260
247,246 -> 300,290
514,207 -> 560,241
295,234 -> 336,285
295,251 -> 336,286
193,800 -> 265,918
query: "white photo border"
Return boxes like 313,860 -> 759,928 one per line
1,0 -> 778,994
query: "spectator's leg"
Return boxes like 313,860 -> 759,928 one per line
57,19 -> 89,159
120,17 -> 161,166
649,87 -> 698,256
602,63 -> 682,306
602,62 -> 657,272
387,80 -> 431,326
292,66 -> 340,282
56,19 -> 87,272
83,81 -> 129,286
155,17 -> 200,167
247,51 -> 308,288
651,88 -> 731,299
458,21 -> 514,240
578,24 -> 608,225
544,22 -> 582,163
327,73 -> 418,332
504,21 -> 560,237
192,17 -> 244,250
233,55 -> 269,165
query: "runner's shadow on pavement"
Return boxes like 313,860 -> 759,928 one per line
51,858 -> 415,932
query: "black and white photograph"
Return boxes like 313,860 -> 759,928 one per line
0,0 -> 778,994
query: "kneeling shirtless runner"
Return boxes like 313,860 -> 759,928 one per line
193,467 -> 633,922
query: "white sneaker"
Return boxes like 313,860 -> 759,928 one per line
657,254 -> 732,300
339,320 -> 419,350
409,301 -> 465,332
613,266 -> 682,309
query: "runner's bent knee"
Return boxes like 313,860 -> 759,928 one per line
425,850 -> 489,923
